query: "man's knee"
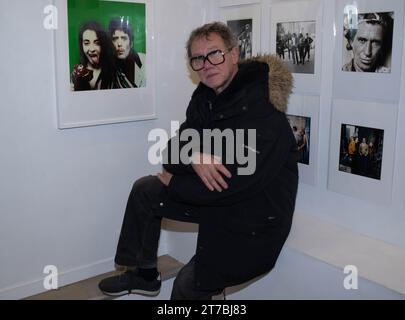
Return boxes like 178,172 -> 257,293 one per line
132,175 -> 164,197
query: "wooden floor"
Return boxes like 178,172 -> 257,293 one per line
25,255 -> 184,300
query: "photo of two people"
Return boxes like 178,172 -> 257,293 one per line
68,0 -> 146,91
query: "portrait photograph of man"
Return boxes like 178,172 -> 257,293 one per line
68,0 -> 146,91
342,11 -> 394,73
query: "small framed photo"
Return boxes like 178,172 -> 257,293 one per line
270,0 -> 322,93
287,94 -> 320,186
219,1 -> 261,59
328,99 -> 397,205
333,0 -> 405,103
54,0 -> 156,129
338,124 -> 384,181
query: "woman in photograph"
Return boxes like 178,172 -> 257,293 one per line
71,21 -> 134,91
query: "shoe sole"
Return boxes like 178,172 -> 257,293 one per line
101,288 -> 161,298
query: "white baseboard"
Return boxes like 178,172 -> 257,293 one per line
0,258 -> 114,300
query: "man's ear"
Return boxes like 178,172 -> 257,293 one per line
231,46 -> 240,63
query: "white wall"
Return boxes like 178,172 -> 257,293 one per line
0,0 -> 205,299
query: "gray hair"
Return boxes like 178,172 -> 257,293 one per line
186,22 -> 238,58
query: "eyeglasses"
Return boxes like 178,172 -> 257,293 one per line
189,48 -> 233,71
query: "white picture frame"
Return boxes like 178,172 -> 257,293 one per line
219,1 -> 262,59
333,0 -> 405,103
328,99 -> 398,205
269,0 -> 322,94
53,0 -> 156,129
287,94 -> 320,186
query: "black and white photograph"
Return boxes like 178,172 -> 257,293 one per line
276,21 -> 316,74
287,114 -> 311,165
227,19 -> 253,59
342,11 -> 394,73
339,124 -> 384,180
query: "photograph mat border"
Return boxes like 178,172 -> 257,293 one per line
53,0 -> 157,129
219,3 -> 262,57
333,0 -> 405,103
328,98 -> 397,205
270,0 -> 322,93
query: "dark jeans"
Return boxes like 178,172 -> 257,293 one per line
115,175 -> 221,300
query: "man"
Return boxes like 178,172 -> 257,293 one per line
304,33 -> 313,61
291,33 -> 299,65
343,12 -> 393,73
98,22 -> 297,300
108,17 -> 146,87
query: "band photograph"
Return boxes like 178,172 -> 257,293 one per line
287,114 -> 311,165
276,21 -> 316,74
339,124 -> 384,180
68,0 -> 147,91
227,19 -> 253,60
342,11 -> 394,73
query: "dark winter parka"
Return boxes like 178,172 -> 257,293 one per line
159,55 -> 298,291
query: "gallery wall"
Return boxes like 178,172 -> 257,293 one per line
195,0 -> 405,296
0,0 -> 206,299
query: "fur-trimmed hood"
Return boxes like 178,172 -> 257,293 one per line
240,54 -> 293,113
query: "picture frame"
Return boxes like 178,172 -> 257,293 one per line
333,0 -> 405,103
287,94 -> 320,186
219,1 -> 261,59
269,0 -> 322,94
328,99 -> 398,205
53,0 -> 156,129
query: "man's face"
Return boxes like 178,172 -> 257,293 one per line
82,30 -> 101,67
352,23 -> 384,72
112,30 -> 131,59
190,33 -> 239,94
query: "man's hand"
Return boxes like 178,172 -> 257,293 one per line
157,168 -> 173,187
191,152 -> 232,192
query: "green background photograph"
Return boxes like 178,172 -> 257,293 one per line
67,0 -> 146,72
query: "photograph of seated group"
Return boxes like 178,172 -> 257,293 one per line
68,0 -> 146,91
339,124 -> 384,181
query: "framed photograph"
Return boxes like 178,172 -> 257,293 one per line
287,94 -> 320,186
328,99 -> 397,205
333,0 -> 405,103
338,124 -> 384,181
54,0 -> 156,129
270,0 -> 322,93
219,2 -> 261,59
342,11 -> 394,74
276,21 -> 316,74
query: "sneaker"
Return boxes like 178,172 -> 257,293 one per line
98,270 -> 161,297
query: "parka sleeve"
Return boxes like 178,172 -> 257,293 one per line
166,116 -> 297,206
